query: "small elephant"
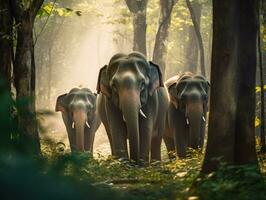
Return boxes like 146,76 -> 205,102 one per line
55,88 -> 101,152
96,52 -> 168,163
164,72 -> 209,158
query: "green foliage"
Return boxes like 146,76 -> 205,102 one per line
190,163 -> 266,200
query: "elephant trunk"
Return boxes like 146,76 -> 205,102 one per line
73,110 -> 86,152
186,102 -> 203,149
120,89 -> 140,163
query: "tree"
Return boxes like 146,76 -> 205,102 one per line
258,0 -> 266,153
125,0 -> 148,56
202,0 -> 258,173
184,0 -> 202,73
153,0 -> 176,77
10,0 -> 44,154
186,0 -> 205,76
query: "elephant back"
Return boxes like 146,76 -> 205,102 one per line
165,72 -> 194,89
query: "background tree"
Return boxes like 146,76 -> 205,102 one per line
125,0 -> 148,56
202,0 -> 258,173
152,0 -> 177,77
186,0 -> 205,76
184,0 -> 202,73
258,0 -> 266,153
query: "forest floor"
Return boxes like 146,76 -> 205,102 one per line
34,114 -> 266,200
0,114 -> 257,199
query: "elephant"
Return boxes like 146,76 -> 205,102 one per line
55,88 -> 101,152
163,72 -> 209,158
96,52 -> 169,163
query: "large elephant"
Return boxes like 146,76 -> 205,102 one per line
164,72 -> 209,158
55,88 -> 101,152
96,52 -> 168,163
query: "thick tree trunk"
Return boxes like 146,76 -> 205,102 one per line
11,0 -> 44,154
125,0 -> 148,56
185,1 -> 202,73
14,16 -> 40,154
186,0 -> 205,76
202,0 -> 258,173
153,0 -> 176,78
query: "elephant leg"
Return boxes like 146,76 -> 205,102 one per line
174,129 -> 187,158
139,120 -> 152,163
68,131 -> 76,152
106,100 -> 128,159
105,125 -> 114,155
84,128 -> 94,153
163,135 -> 175,160
169,105 -> 187,158
151,134 -> 162,161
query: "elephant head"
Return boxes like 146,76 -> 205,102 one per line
166,72 -> 209,149
55,88 -> 97,152
97,52 -> 163,162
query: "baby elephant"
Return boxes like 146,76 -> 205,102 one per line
164,72 -> 209,158
55,88 -> 101,152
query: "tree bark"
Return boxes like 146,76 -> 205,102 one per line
11,0 -> 44,154
153,0 -> 176,78
185,1 -> 202,73
186,0 -> 205,76
125,0 -> 148,56
202,0 -> 258,173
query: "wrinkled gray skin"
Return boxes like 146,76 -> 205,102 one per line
164,72 -> 209,158
56,88 -> 101,152
97,52 -> 168,163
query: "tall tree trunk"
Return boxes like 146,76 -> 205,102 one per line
125,0 -> 148,56
258,0 -> 266,153
202,0 -> 258,173
11,0 -> 44,154
185,1 -> 202,73
186,0 -> 205,76
153,0 -> 176,78
0,0 -> 13,150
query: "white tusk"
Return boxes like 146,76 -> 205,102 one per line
86,121 -> 91,128
123,115 -> 126,122
186,118 -> 189,125
140,109 -> 147,119
202,116 -> 206,122
72,122 -> 75,129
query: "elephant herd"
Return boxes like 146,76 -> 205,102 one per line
56,52 -> 209,164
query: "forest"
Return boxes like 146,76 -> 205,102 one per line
0,0 -> 266,199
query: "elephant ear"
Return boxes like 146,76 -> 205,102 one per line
96,65 -> 111,98
148,61 -> 164,96
55,93 -> 67,112
168,84 -> 178,109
